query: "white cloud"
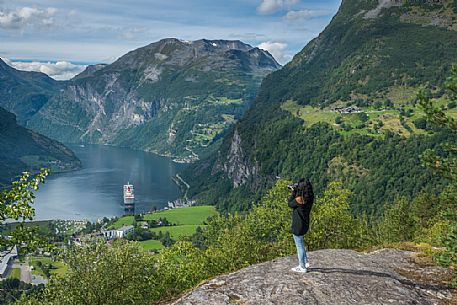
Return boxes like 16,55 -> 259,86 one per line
284,9 -> 329,21
257,41 -> 292,64
1,58 -> 86,80
0,6 -> 58,30
1,57 -> 12,66
257,0 -> 299,14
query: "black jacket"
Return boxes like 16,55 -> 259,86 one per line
288,195 -> 313,236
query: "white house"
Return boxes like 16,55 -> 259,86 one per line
102,225 -> 134,240
0,245 -> 18,278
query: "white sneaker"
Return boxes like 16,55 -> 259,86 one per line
291,266 -> 307,273
305,262 -> 310,268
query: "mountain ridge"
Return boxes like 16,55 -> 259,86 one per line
0,106 -> 81,186
25,38 -> 280,161
0,58 -> 61,124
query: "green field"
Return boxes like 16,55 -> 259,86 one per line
221,114 -> 236,124
386,86 -> 418,106
191,123 -> 226,147
50,261 -> 68,277
138,240 -> 164,251
207,95 -> 243,105
282,95 -> 457,138
28,256 -> 67,278
9,268 -> 21,280
110,206 -> 217,229
2,220 -> 52,235
3,220 -> 85,237
143,206 -> 216,225
150,224 -> 203,239
109,206 -> 217,251
109,216 -> 134,229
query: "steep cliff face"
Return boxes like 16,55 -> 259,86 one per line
170,249 -> 454,305
223,129 -> 259,188
27,38 -> 280,160
0,107 -> 81,186
183,0 -> 457,212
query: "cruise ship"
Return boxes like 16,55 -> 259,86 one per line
123,183 -> 134,209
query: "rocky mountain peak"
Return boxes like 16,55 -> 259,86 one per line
192,39 -> 253,52
171,249 -> 454,305
111,38 -> 280,70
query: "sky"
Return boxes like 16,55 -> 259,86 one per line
0,0 -> 341,80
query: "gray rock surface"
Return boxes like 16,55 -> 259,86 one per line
223,129 -> 259,188
170,249 -> 454,305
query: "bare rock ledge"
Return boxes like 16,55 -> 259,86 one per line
170,249 -> 455,305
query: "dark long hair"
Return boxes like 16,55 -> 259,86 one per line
295,178 -> 314,204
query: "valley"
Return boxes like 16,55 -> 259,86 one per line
22,39 -> 280,161
2,0 -> 457,304
31,144 -> 183,221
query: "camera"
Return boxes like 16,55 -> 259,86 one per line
287,183 -> 298,190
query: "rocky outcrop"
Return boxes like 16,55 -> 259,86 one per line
223,129 -> 259,188
364,0 -> 403,19
170,249 -> 454,305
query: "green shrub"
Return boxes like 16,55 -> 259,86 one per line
413,117 -> 427,129
307,182 -> 363,250
377,197 -> 416,244
17,241 -> 157,305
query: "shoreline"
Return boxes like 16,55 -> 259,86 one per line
64,142 -> 198,165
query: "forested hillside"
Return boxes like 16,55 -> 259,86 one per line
183,0 -> 457,213
0,107 -> 80,186
0,59 -> 60,124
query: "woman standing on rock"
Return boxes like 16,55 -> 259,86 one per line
288,178 -> 314,273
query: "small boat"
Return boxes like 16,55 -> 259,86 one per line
123,182 -> 134,209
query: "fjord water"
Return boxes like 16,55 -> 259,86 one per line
33,145 -> 184,221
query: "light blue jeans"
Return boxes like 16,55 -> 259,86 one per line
293,234 -> 308,268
